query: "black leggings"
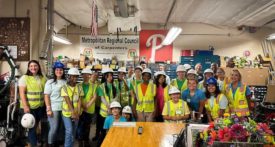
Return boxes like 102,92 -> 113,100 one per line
97,114 -> 106,147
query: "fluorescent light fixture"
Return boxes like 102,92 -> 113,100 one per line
267,33 -> 275,40
162,27 -> 182,45
53,35 -> 72,45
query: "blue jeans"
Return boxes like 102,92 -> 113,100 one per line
48,111 -> 63,144
77,111 -> 93,141
62,115 -> 78,147
26,107 -> 44,147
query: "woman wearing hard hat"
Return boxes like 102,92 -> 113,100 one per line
195,63 -> 204,82
198,68 -> 214,92
19,60 -> 47,147
97,101 -> 126,146
204,77 -> 228,122
162,86 -> 190,123
216,67 -> 230,94
171,65 -> 188,94
97,68 -> 118,145
187,69 -> 198,80
122,105 -> 135,122
182,79 -> 206,121
115,67 -> 130,108
76,68 -> 98,146
154,71 -> 171,122
134,68 -> 156,122
44,61 -> 66,147
224,69 -> 251,117
61,68 -> 84,147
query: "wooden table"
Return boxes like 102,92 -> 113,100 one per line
101,122 -> 185,147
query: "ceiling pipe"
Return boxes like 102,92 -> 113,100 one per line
164,0 -> 177,28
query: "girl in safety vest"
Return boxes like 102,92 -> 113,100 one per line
162,86 -> 190,123
103,101 -> 127,130
76,68 -> 97,146
216,67 -> 230,94
182,79 -> 206,121
97,68 -> 118,146
134,68 -> 156,122
198,68 -> 214,92
44,61 -> 66,147
61,68 -> 84,147
115,67 -> 130,108
171,65 -> 188,94
225,69 -> 251,117
154,71 -> 171,122
122,105 -> 135,122
19,60 -> 47,147
204,77 -> 228,122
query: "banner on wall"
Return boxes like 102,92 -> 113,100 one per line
80,35 -> 139,61
139,30 -> 173,62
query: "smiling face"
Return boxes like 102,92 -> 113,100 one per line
105,73 -> 113,83
142,73 -> 151,83
157,75 -> 166,85
188,79 -> 197,90
111,107 -> 120,116
118,72 -> 125,80
55,68 -> 64,78
207,84 -> 216,93
231,70 -> 241,83
216,68 -> 225,79
69,75 -> 78,84
177,71 -> 186,79
28,62 -> 39,75
122,113 -> 131,120
170,93 -> 180,103
82,73 -> 91,82
135,69 -> 142,78
204,72 -> 213,80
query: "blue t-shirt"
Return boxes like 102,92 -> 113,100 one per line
103,115 -> 127,130
181,89 -> 205,112
229,82 -> 251,98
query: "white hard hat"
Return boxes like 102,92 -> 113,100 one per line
81,68 -> 92,74
187,69 -> 198,75
134,66 -> 143,71
176,65 -> 186,72
168,86 -> 181,95
110,101 -> 122,108
122,106 -> 132,114
118,67 -> 127,73
155,71 -> 166,77
142,68 -> 152,75
204,68 -> 214,74
21,113 -> 35,129
102,68 -> 113,74
68,68 -> 80,75
183,64 -> 192,70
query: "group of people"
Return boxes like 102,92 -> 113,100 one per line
18,60 -> 251,147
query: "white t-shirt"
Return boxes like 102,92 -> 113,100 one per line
209,95 -> 228,109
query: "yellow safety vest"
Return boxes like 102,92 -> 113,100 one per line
62,84 -> 82,117
163,85 -> 171,102
114,79 -> 130,107
205,94 -> 226,120
81,82 -> 97,114
130,79 -> 142,105
198,81 -> 205,92
225,84 -> 250,117
99,83 -> 116,117
171,78 -> 187,93
21,75 -> 46,109
135,82 -> 156,112
219,77 -> 230,94
164,99 -> 189,123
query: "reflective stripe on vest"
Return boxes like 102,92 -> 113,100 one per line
99,83 -> 114,117
135,83 -> 155,112
82,83 -> 97,114
225,84 -> 250,117
22,76 -> 46,109
62,84 -> 81,117
205,94 -> 222,119
167,100 -> 185,116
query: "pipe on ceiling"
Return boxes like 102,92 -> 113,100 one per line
164,0 -> 177,28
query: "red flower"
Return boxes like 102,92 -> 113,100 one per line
218,127 -> 231,142
257,123 -> 274,135
209,122 -> 215,129
229,124 -> 248,142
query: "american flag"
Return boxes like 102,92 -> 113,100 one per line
91,0 -> 98,36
